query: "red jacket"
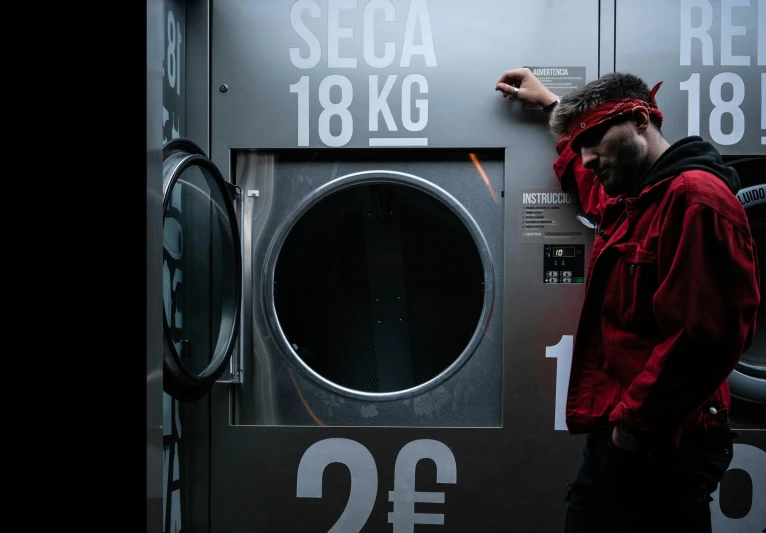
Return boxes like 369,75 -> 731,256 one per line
555,136 -> 760,449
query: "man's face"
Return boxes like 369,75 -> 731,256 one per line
573,119 -> 644,197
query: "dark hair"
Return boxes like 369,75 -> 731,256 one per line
548,72 -> 662,139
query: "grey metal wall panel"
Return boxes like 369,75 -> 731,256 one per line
615,0 -> 764,154
210,0 -> 599,170
185,0 -> 210,153
599,0 -> 616,76
206,1 -> 602,530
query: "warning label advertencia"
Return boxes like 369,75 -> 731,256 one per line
522,66 -> 586,110
518,189 -> 585,244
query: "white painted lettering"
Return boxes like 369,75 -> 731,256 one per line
546,335 -> 573,431
318,75 -> 354,146
369,75 -> 398,131
290,0 -> 322,69
402,74 -> 428,131
680,0 -> 714,65
680,73 -> 702,136
400,0 -> 437,67
522,192 -> 575,204
328,0 -> 357,68
709,72 -> 746,145
532,68 -> 569,76
290,76 -> 311,146
721,0 -> 751,66
363,0 -> 396,68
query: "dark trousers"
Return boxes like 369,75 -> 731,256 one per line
565,425 -> 736,533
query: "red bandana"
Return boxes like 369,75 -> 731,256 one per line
552,81 -> 665,190
566,81 -> 664,147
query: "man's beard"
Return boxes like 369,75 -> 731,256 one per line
598,140 -> 643,197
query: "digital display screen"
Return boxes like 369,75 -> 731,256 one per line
552,246 -> 575,257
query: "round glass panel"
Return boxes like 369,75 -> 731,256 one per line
273,182 -> 486,393
163,162 -> 238,378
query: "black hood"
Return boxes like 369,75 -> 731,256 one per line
629,136 -> 740,198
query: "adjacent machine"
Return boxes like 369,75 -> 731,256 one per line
149,1 -> 765,531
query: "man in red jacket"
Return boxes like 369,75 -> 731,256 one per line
495,68 -> 760,532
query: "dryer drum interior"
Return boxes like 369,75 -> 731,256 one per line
273,182 -> 486,394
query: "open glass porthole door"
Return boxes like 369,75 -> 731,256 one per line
162,138 -> 242,402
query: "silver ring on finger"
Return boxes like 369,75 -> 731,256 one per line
510,86 -> 519,98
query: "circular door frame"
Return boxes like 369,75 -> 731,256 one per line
162,138 -> 242,402
262,169 -> 496,401
730,181 -> 766,403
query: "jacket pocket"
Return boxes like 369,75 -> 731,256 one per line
611,242 -> 658,324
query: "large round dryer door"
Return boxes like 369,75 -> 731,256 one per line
731,157 -> 765,403
264,171 -> 494,401
162,139 -> 242,402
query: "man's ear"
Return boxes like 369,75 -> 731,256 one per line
632,106 -> 651,134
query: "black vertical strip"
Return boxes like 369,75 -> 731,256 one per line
163,398 -> 186,532
208,0 -> 214,158
209,183 -> 214,364
231,353 -> 236,424
207,6 -> 214,533
598,0 -> 601,76
208,394 -> 213,533
165,399 -> 176,533
613,0 -> 617,73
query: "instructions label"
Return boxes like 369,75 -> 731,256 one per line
519,189 -> 585,244
522,66 -> 586,110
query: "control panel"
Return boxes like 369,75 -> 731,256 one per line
543,244 -> 585,284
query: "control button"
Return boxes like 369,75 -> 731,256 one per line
547,277 -> 559,283
562,278 -> 572,283
562,271 -> 572,278
547,271 -> 559,277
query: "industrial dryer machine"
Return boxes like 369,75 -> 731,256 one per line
162,142 -> 504,425
150,0 -> 766,531
727,157 -> 766,437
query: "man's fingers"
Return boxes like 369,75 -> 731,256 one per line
496,68 -> 525,87
496,82 -> 519,97
497,68 -> 527,87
